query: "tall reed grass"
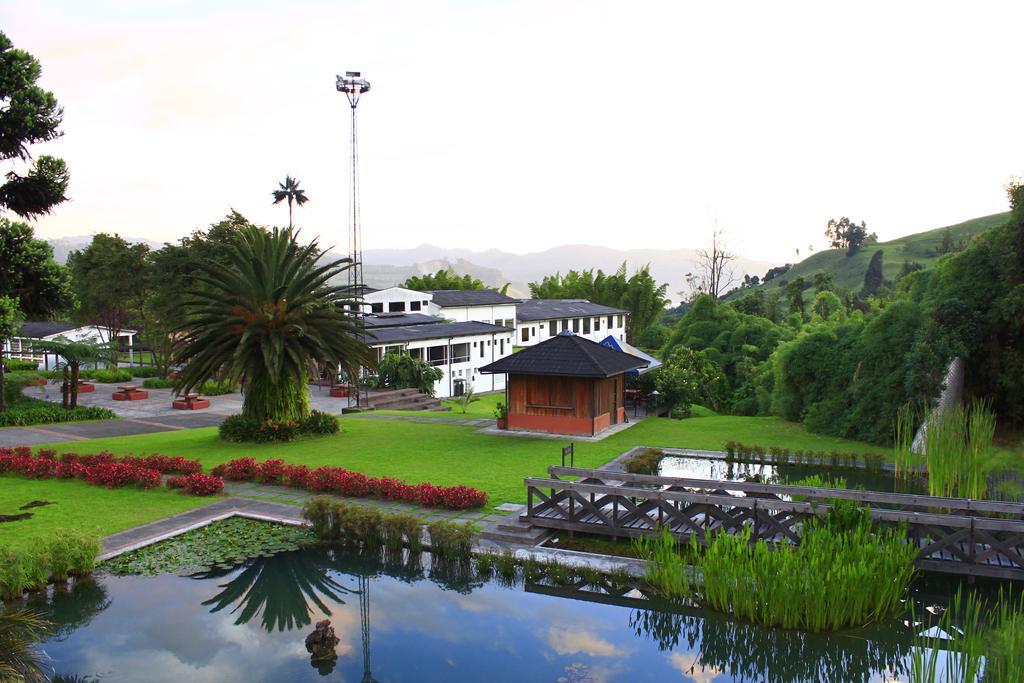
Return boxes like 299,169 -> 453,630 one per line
923,401 -> 993,499
911,587 -> 1024,683
637,511 -> 917,632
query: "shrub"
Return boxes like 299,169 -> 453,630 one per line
213,456 -> 487,510
218,410 -> 339,443
669,403 -> 692,419
2,359 -> 39,371
199,378 -> 238,396
428,521 -> 474,558
142,378 -> 176,389
44,530 -> 101,581
368,352 -> 443,395
79,368 -> 133,383
128,366 -> 162,378
0,448 -> 167,491
0,404 -> 116,427
166,473 -> 224,496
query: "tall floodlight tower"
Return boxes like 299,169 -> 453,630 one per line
336,71 -> 371,295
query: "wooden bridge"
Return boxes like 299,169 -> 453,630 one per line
523,466 -> 1024,580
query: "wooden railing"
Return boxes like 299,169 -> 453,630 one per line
523,467 -> 1024,580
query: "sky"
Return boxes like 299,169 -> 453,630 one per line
3,0 -> 1023,262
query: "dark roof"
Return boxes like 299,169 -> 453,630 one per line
427,289 -> 518,307
479,330 -> 648,378
17,321 -> 79,339
365,321 -> 511,345
515,299 -> 629,322
363,313 -> 442,328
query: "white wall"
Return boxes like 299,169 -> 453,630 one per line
363,287 -> 432,314
429,303 -> 517,328
371,329 -> 515,398
515,313 -> 628,347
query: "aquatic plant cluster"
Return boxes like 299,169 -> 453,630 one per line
636,510 -> 918,632
0,530 -> 100,601
895,401 -> 996,499
723,441 -> 887,472
101,517 -> 315,576
215,456 -> 487,509
302,497 -> 424,551
910,588 -> 1024,683
623,448 -> 665,475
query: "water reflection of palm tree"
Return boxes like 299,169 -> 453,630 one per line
201,550 -> 355,632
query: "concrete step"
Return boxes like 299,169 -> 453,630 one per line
480,523 -> 551,545
373,397 -> 443,411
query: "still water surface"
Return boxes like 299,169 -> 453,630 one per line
23,545 -> 967,683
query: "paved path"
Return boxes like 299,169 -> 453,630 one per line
0,382 -> 355,447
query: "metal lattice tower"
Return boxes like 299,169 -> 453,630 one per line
336,71 -> 371,296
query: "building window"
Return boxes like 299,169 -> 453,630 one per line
549,321 -> 556,336
499,338 -> 505,354
561,319 -> 568,331
427,345 -> 447,366
451,343 -> 470,363
408,347 -> 423,360
617,315 -> 623,327
521,327 -> 530,342
480,341 -> 485,358
389,302 -> 405,312
572,318 -> 580,333
594,317 -> 600,331
371,303 -> 384,313
607,315 -> 613,328
410,301 -> 421,311
583,317 -> 591,334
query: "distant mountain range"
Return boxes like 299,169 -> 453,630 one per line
45,235 -> 778,304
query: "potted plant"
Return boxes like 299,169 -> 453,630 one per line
494,401 -> 508,430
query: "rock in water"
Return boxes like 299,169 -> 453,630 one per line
305,619 -> 340,660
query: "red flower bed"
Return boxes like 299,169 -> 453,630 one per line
58,451 -> 201,475
167,473 -> 224,496
0,448 -> 161,490
213,457 -> 487,510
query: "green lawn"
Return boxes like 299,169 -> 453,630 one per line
0,478 -> 216,552
30,413 -> 888,510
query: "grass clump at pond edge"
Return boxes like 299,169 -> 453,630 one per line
624,448 -> 664,475
102,517 -> 314,576
0,529 -> 100,601
301,496 -> 424,551
636,507 -> 918,632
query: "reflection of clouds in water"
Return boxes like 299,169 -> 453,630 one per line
547,626 -> 628,657
668,652 -> 722,683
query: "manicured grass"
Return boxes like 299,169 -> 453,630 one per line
0,477 -> 216,552
32,413 -> 888,510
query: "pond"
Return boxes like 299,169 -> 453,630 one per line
21,545 -> 978,682
657,454 -> 921,494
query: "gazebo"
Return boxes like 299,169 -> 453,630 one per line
479,330 -> 648,436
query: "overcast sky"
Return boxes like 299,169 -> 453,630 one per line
4,0 -> 1022,262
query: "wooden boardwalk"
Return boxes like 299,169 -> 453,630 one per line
523,467 -> 1024,580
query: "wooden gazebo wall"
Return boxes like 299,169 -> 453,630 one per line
507,373 -> 624,435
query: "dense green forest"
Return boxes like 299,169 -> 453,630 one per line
657,184 -> 1024,445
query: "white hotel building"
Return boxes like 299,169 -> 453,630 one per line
358,287 -> 629,398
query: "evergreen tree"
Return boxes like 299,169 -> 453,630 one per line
861,250 -> 884,298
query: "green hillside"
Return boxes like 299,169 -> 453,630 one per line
735,212 -> 1011,296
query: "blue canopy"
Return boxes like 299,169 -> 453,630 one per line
599,335 -> 662,375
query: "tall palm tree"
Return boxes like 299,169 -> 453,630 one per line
172,225 -> 374,422
271,175 -> 309,229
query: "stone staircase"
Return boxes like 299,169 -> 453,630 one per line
478,516 -> 552,547
367,388 -> 449,412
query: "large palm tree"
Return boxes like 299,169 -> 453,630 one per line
271,175 -> 309,229
172,226 -> 373,422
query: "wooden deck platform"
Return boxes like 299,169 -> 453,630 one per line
523,467 -> 1024,580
